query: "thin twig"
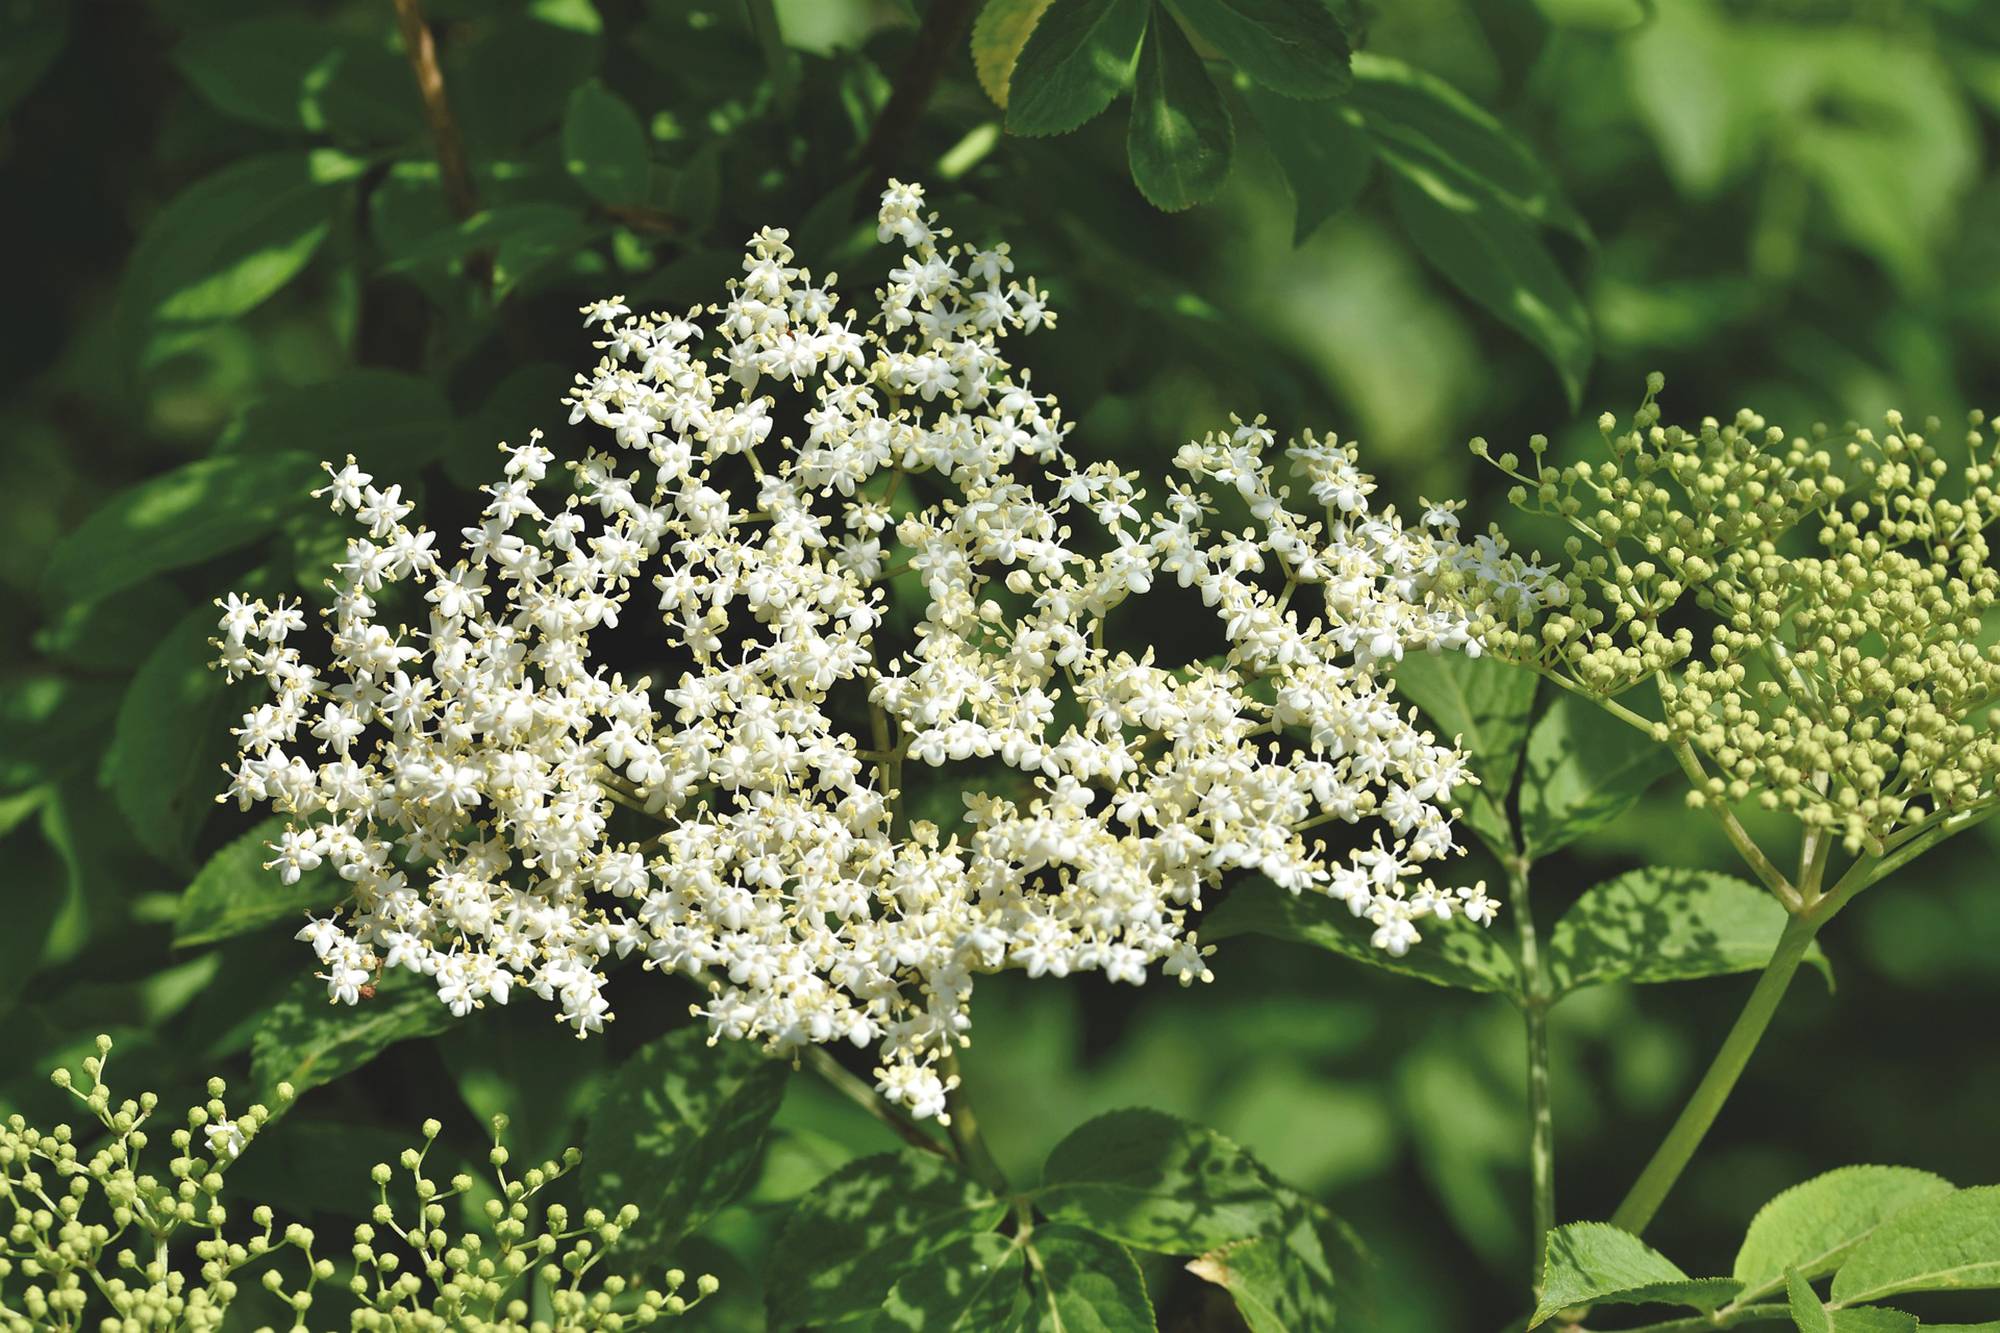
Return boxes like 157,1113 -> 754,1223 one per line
802,1048 -> 952,1159
391,0 -> 479,221
858,0 -> 982,183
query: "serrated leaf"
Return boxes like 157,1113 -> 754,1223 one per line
766,1150 -> 1007,1329
1350,52 -> 1587,239
583,1026 -> 788,1252
1163,0 -> 1350,98
882,1230 -> 1031,1330
563,79 -> 650,206
1386,169 -> 1592,409
217,371 -> 453,470
172,17 -> 420,142
42,451 -> 320,609
1531,1222 -> 1741,1326
1546,868 -> 1831,1000
1005,0 -> 1150,137
175,816 -> 347,948
1241,81 -> 1373,242
1516,692 -> 1671,858
1186,1191 -> 1343,1332
1037,1108 -> 1288,1253
1127,7 -> 1234,211
1393,650 -> 1537,855
973,0 -> 1058,107
1735,1167 -> 1956,1305
1017,1225 -> 1155,1332
106,604 -> 236,865
1204,876 -> 1520,996
121,151 -> 361,330
250,971 -> 456,1104
1790,1269 -> 1832,1333
1832,1307 -> 1917,1332
1831,1186 -> 2000,1306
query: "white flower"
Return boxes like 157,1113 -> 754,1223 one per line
204,1118 -> 248,1161
214,181 -> 1492,1119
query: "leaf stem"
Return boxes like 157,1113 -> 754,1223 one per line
940,1053 -> 1012,1193
800,1047 -> 951,1160
1607,905 -> 1827,1234
1509,854 -> 1557,1290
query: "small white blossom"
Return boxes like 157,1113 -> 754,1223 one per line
214,182 -> 1495,1119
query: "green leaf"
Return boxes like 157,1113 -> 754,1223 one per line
582,1026 -> 789,1252
1385,170 -> 1592,409
446,12 -> 602,153
1163,0 -> 1351,99
121,151 -> 361,329
1005,0 -> 1150,137
1240,82 -> 1374,242
1546,868 -> 1832,1000
1186,1192 -> 1344,1332
1831,1186 -> 2000,1306
172,17 -> 420,142
972,0 -> 1058,107
1204,876 -> 1520,997
1037,1108 -> 1288,1254
382,203 -> 598,280
1735,1167 -> 1955,1305
33,580 -> 191,672
882,1231 -> 1031,1331
1531,1223 -> 1741,1327
1127,7 -> 1234,211
0,677 -> 119,792
443,1003 -> 607,1165
1393,650 -> 1538,856
218,371 -> 453,471
563,79 -> 650,207
1016,1225 -> 1155,1332
1832,1308 -> 1917,1332
1349,52 -> 1588,239
766,1150 -> 1007,1329
0,0 -> 67,117
106,604 -> 236,865
250,970 -> 456,1103
1790,1269 -> 1832,1333
1515,692 -> 1672,858
42,452 -> 319,608
175,817 -> 347,948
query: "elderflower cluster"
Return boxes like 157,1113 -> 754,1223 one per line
1473,375 -> 2000,853
214,181 -> 1497,1119
0,1039 -> 707,1332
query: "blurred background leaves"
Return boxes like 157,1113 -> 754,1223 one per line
3,0 -> 2000,1327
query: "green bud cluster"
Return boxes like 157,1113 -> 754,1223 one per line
1472,377 -> 2000,856
0,1042 -> 712,1331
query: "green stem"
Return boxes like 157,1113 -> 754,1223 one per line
940,1053 -> 1011,1194
1608,908 -> 1825,1234
801,1047 -> 950,1160
1509,856 -> 1556,1280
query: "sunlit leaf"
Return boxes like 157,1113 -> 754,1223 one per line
1164,0 -> 1350,99
1005,0 -> 1149,137
1037,1108 -> 1289,1253
1531,1222 -> 1740,1326
1831,1186 -> 2000,1306
583,1026 -> 789,1253
1516,692 -> 1672,858
881,1230 -> 1031,1330
175,816 -> 346,948
1735,1167 -> 1955,1306
972,0 -> 1058,107
1546,869 -> 1832,1000
1186,1190 -> 1349,1331
1204,876 -> 1521,997
250,971 -> 456,1104
1393,650 -> 1538,856
1018,1224 -> 1155,1331
766,1150 -> 1007,1329
1127,7 -> 1234,211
